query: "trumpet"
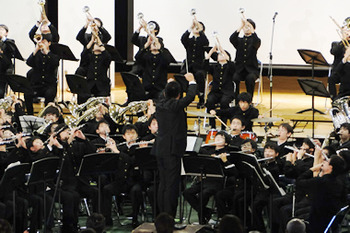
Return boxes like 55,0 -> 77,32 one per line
137,12 -> 157,44
212,31 -> 221,52
239,8 -> 246,21
34,0 -> 46,43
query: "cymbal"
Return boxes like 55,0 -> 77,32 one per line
187,111 -> 215,118
251,117 -> 282,123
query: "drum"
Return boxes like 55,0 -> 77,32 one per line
240,131 -> 257,141
205,129 -> 218,144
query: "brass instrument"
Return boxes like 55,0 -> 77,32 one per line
68,97 -> 107,119
329,96 -> 350,130
137,12 -> 157,44
329,16 -> 350,48
0,96 -> 13,112
35,120 -> 52,135
109,100 -> 148,125
34,0 -> 47,43
239,8 -> 246,21
67,105 -> 100,128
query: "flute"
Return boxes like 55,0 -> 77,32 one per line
284,145 -> 314,158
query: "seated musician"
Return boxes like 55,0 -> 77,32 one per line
205,45 -> 235,129
241,138 -> 261,158
271,138 -> 315,233
90,119 -> 114,152
228,116 -> 245,150
276,123 -> 294,157
184,131 -> 236,224
250,142 -> 283,233
24,35 -> 60,115
55,124 -> 98,232
139,114 -> 158,141
296,154 -> 346,233
77,32 -> 112,104
210,92 -> 259,132
102,124 -> 145,228
331,122 -> 350,150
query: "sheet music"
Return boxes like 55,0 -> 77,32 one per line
186,136 -> 200,152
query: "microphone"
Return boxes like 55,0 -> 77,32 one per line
273,12 -> 278,20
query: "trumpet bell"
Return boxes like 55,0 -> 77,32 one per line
137,12 -> 144,20
34,34 -> 42,43
190,8 -> 196,16
83,6 -> 90,13
147,22 -> 156,31
38,0 -> 45,6
239,7 -> 245,14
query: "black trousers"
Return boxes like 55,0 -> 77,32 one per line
215,187 -> 235,218
156,154 -> 181,218
24,84 -> 57,115
328,72 -> 340,100
233,70 -> 258,98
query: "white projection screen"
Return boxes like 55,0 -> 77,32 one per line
134,0 -> 350,65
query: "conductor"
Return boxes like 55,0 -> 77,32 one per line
153,73 -> 197,217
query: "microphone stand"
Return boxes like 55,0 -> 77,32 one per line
268,12 -> 278,117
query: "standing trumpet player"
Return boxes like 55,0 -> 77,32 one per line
25,35 -> 59,115
230,15 -> 261,99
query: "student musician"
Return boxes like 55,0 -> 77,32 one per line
328,17 -> 350,100
228,116 -> 245,149
0,24 -> 16,98
205,44 -> 235,129
184,131 -> 236,224
230,18 -> 261,98
180,16 -> 209,108
210,92 -> 259,132
76,17 -> 111,47
24,35 -> 60,115
331,122 -> 350,150
276,123 -> 294,157
78,32 -> 112,104
29,10 -> 59,44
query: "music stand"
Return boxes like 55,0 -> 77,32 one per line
105,44 -> 124,63
120,72 -> 147,102
297,78 -> 330,137
6,74 -> 33,94
26,157 -> 60,233
0,163 -> 30,233
77,152 -> 120,213
19,115 -> 45,133
65,74 -> 90,96
134,146 -> 158,220
50,43 -> 79,102
183,154 -> 224,224
186,136 -> 203,154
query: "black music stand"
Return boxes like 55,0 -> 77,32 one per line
134,146 -> 158,220
65,74 -> 90,96
27,157 -> 60,233
5,40 -> 24,76
0,163 -> 30,233
105,44 -> 124,63
6,74 -> 33,94
228,153 -> 270,229
19,115 -> 45,133
50,43 -> 79,102
77,152 -> 120,213
297,78 -> 330,137
120,72 -> 147,103
183,154 -> 224,225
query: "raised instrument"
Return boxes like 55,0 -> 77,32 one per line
109,100 -> 148,125
251,117 -> 281,123
284,145 -> 314,158
137,12 -> 157,44
34,0 -> 47,43
329,16 -> 350,47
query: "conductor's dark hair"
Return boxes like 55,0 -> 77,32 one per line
218,214 -> 243,233
122,124 -> 138,135
94,18 -> 103,27
154,213 -> 174,233
149,21 -> 160,35
264,142 -> 279,154
286,218 -> 306,233
247,18 -> 256,29
86,213 -> 105,233
237,92 -> 252,104
242,138 -> 258,151
329,155 -> 345,176
165,81 -> 181,99
0,218 -> 12,233
42,106 -> 60,118
338,149 -> 350,172
340,123 -> 350,132
279,123 -> 294,134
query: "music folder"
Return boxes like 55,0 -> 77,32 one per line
186,136 -> 203,154
263,167 -> 286,196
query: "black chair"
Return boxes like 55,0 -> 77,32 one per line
324,205 -> 350,233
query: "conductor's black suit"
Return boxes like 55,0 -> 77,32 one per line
153,81 -> 197,217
